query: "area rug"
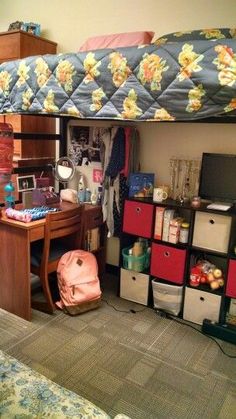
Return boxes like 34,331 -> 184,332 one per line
1,276 -> 236,419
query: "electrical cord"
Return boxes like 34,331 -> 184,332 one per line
101,297 -> 236,358
102,298 -> 147,314
155,310 -> 236,359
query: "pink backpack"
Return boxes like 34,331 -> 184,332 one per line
56,250 -> 102,315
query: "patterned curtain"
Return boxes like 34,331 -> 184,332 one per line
169,158 -> 201,200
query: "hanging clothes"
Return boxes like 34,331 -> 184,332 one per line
101,126 -> 140,237
105,127 -> 125,181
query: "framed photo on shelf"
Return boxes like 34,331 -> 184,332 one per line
22,22 -> 41,36
17,175 -> 36,192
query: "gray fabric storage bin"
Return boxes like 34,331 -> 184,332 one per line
152,279 -> 183,316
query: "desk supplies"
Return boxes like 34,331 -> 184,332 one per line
5,206 -> 59,222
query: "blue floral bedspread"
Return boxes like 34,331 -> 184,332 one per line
0,28 -> 236,122
0,350 -> 128,418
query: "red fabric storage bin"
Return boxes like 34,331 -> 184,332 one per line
122,200 -> 154,238
226,259 -> 236,298
150,243 -> 186,284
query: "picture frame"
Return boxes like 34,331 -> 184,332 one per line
22,22 -> 41,36
68,125 -> 102,167
17,175 -> 36,192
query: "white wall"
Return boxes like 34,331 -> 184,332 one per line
1,0 -> 236,265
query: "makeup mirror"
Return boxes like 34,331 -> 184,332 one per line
54,156 -> 75,187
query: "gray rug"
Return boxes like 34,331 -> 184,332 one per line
1,274 -> 236,419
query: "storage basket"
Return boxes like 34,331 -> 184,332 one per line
122,246 -> 150,272
152,279 -> 183,316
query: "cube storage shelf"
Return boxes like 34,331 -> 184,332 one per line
120,197 -> 236,344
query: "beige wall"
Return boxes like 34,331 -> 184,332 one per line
1,0 -> 236,265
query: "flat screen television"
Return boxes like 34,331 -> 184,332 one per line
199,153 -> 236,203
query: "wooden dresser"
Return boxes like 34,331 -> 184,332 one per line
0,30 -> 57,161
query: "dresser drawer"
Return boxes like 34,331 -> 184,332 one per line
150,243 -> 186,284
123,200 -> 154,238
192,211 -> 231,253
0,32 -> 19,61
84,205 -> 103,230
183,287 -> 221,325
120,268 -> 149,305
226,259 -> 236,298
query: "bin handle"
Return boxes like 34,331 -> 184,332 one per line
164,251 -> 170,257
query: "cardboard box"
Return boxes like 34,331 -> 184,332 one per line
154,206 -> 165,240
162,209 -> 175,241
168,217 -> 183,244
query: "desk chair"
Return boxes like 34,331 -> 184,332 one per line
30,206 -> 84,314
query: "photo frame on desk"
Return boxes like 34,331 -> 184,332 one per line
17,175 -> 36,192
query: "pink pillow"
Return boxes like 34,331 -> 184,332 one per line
79,31 -> 154,51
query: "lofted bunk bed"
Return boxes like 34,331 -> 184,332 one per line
0,28 -> 236,123
0,27 -> 236,344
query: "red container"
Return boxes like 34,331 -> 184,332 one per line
0,123 -> 14,175
123,200 -> 154,238
150,243 -> 186,284
226,259 -> 236,298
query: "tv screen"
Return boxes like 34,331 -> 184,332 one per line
199,153 -> 236,203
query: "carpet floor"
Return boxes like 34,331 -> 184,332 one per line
0,274 -> 236,419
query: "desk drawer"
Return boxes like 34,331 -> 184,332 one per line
85,206 -> 103,230
123,200 -> 154,238
192,211 -> 231,253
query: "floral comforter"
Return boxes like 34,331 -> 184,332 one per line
0,29 -> 236,121
0,350 -> 128,418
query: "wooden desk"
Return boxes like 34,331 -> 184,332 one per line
0,202 -> 104,321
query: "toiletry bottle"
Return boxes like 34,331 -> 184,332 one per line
78,175 -> 85,202
91,189 -> 97,205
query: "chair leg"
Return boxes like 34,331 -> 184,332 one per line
32,273 -> 55,314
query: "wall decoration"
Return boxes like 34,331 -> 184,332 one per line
68,125 -> 102,167
93,169 -> 103,183
169,158 -> 201,200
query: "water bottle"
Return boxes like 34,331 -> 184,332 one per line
4,181 -> 15,208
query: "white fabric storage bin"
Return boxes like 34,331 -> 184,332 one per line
192,211 -> 231,253
152,279 -> 183,316
183,287 -> 221,325
120,268 -> 149,305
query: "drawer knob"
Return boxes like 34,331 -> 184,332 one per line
135,207 -> 141,214
164,251 -> 170,257
132,276 -> 136,281
200,296 -> 205,301
209,219 -> 215,225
